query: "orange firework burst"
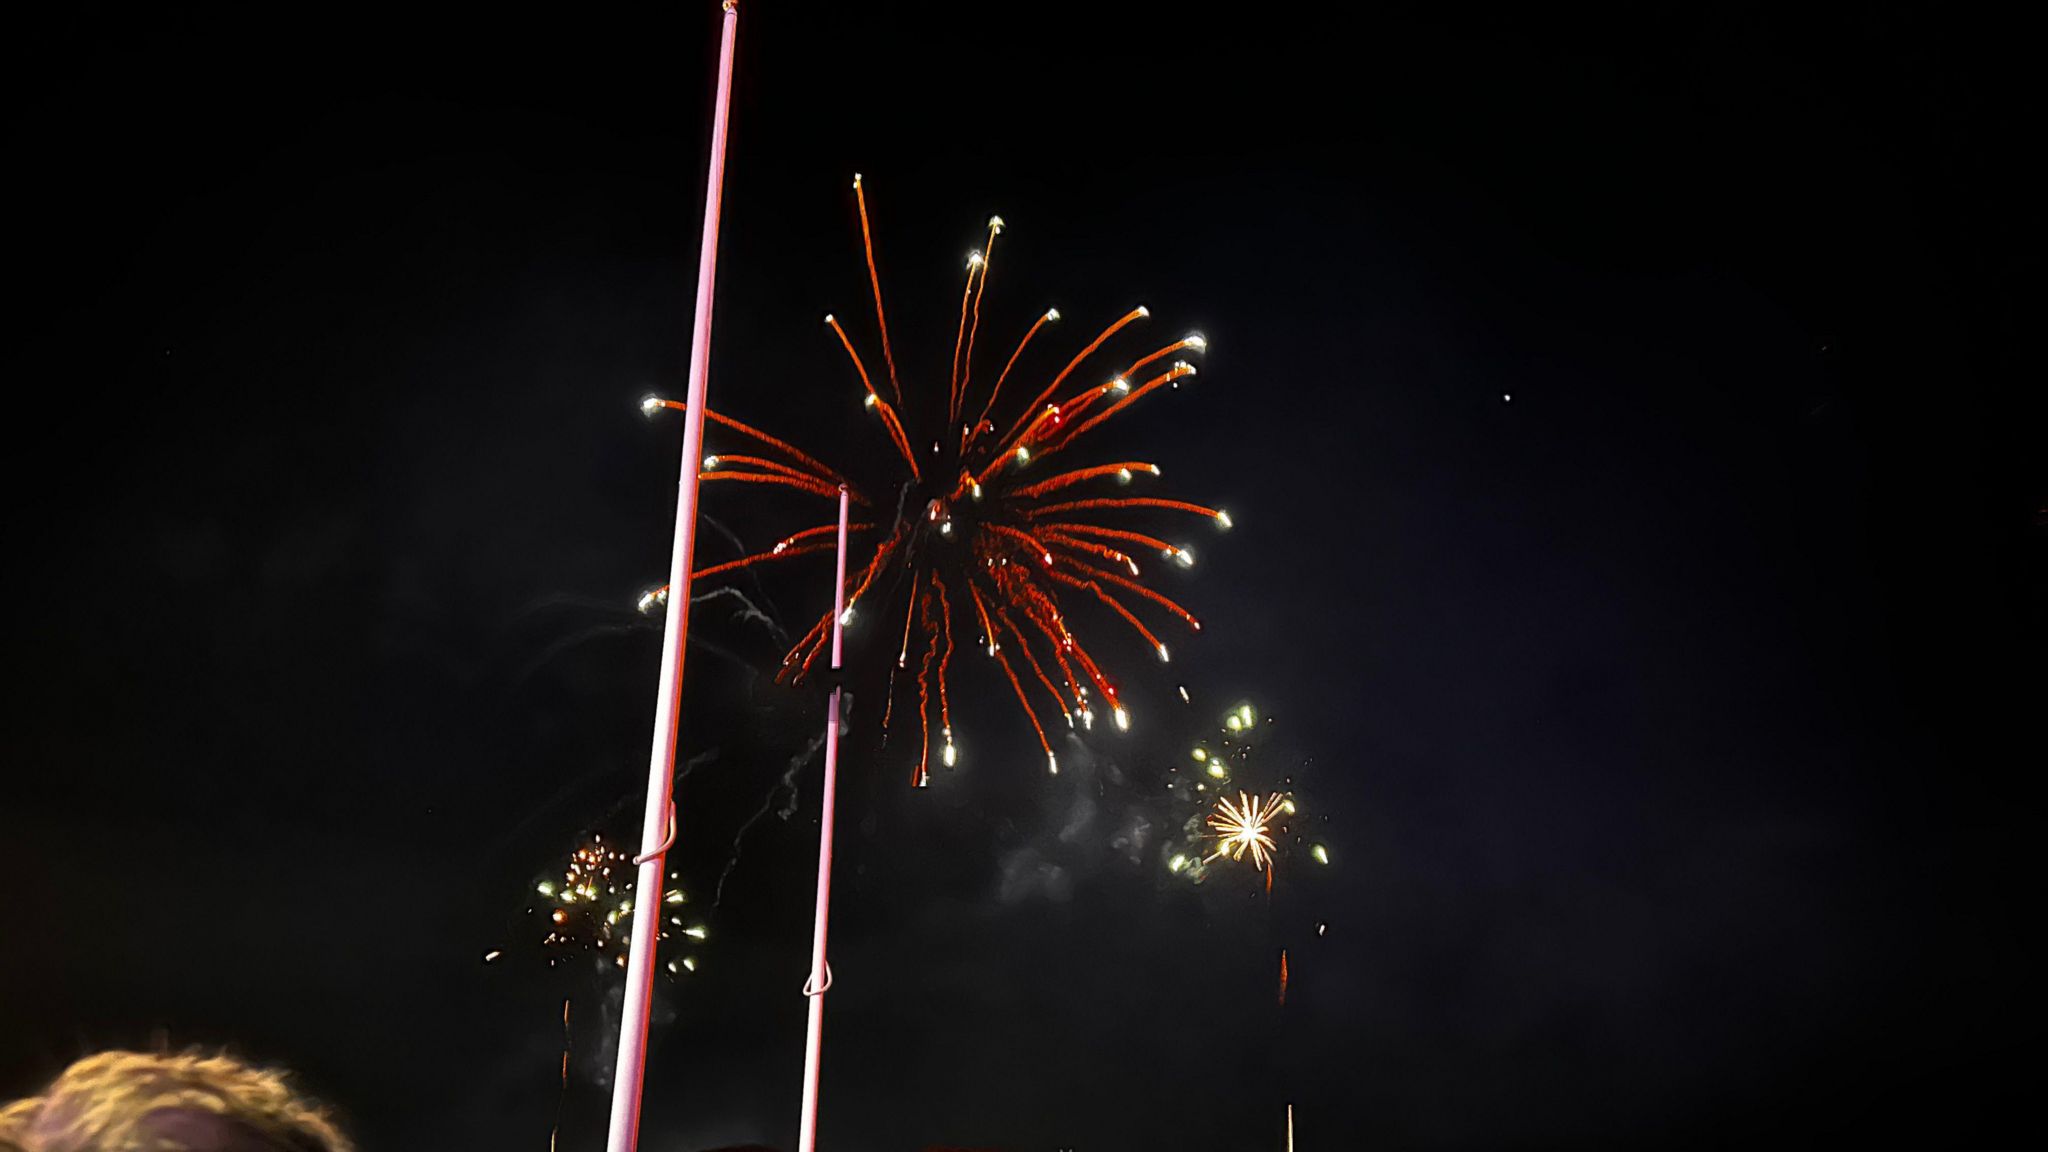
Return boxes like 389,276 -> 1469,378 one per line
647,176 -> 1226,782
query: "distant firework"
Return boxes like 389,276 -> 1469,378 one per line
1207,790 -> 1287,873
645,175 -> 1229,783
1161,700 -> 1332,885
489,833 -> 704,979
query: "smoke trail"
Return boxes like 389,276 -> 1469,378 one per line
713,729 -> 827,907
691,584 -> 787,646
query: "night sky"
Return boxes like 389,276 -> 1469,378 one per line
3,3 -> 2036,1150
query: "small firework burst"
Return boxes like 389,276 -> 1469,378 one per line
496,833 -> 704,980
1160,698 -> 1330,886
1207,790 -> 1287,872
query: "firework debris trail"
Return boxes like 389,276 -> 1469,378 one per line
645,176 -> 1231,782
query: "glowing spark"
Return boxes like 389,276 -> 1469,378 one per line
1184,333 -> 1207,350
1157,643 -> 1170,662
1215,511 -> 1233,529
684,926 -> 707,940
483,950 -> 501,963
1192,748 -> 1207,761
1311,844 -> 1330,865
640,395 -> 665,417
1168,854 -> 1188,873
1114,705 -> 1131,731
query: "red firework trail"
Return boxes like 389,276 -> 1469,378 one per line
650,178 -> 1230,781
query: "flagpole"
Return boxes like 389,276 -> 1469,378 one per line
605,4 -> 739,1149
796,486 -> 852,1152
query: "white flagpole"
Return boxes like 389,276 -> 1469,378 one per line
605,4 -> 739,1150
796,486 -> 852,1152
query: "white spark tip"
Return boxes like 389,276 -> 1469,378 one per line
864,393 -> 878,409
852,173 -> 862,188
1117,468 -> 1133,483
988,215 -> 1005,232
702,455 -> 720,469
1111,376 -> 1130,394
1136,305 -> 1151,318
640,395 -> 665,417
1114,706 -> 1131,731
942,741 -> 957,767
940,521 -> 954,536
1215,511 -> 1233,529
1046,308 -> 1061,322
968,250 -> 984,269
1184,333 -> 1208,351
1047,752 -> 1059,775
823,313 -> 835,324
971,481 -> 983,499
1015,446 -> 1031,463
1157,644 -> 1171,662
838,608 -> 855,627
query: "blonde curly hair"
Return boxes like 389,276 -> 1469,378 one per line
0,1050 -> 350,1152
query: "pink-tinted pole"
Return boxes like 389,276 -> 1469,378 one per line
796,486 -> 851,1152
605,4 -> 739,1151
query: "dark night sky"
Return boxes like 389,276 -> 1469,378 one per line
3,3 -> 2037,1150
